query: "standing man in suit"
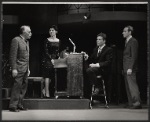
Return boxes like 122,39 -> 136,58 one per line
122,25 -> 142,109
85,32 -> 113,102
9,25 -> 32,112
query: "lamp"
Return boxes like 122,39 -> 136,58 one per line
84,13 -> 91,20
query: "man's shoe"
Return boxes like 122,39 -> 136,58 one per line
123,104 -> 132,108
9,107 -> 19,112
18,106 -> 28,111
130,105 -> 142,109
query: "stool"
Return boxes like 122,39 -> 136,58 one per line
2,88 -> 11,98
27,77 -> 44,98
90,75 -> 109,109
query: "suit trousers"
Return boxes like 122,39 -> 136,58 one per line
86,67 -> 112,101
124,72 -> 141,106
9,71 -> 28,108
86,67 -> 103,88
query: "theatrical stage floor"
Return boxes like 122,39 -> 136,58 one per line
2,103 -> 148,121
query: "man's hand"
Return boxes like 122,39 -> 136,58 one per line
127,69 -> 132,75
89,63 -> 100,68
28,69 -> 30,76
12,69 -> 18,77
84,53 -> 89,60
51,59 -> 54,65
81,51 -> 89,60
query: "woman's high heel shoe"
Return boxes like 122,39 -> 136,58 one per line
45,96 -> 50,98
42,89 -> 46,97
42,88 -> 50,98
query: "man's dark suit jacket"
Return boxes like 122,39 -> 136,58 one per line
123,37 -> 138,73
88,45 -> 113,74
9,36 -> 29,73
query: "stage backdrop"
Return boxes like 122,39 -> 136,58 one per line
2,3 -> 148,103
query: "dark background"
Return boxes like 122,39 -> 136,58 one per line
2,3 -> 148,103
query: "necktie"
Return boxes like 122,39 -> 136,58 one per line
97,47 -> 101,56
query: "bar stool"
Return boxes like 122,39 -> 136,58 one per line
90,75 -> 109,109
27,77 -> 44,98
2,88 -> 11,98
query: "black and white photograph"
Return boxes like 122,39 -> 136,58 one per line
1,0 -> 149,121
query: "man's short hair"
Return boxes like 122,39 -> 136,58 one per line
125,25 -> 134,34
97,32 -> 106,40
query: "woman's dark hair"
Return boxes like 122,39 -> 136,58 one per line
49,25 -> 58,32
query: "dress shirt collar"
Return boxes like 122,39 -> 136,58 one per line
126,35 -> 132,43
20,35 -> 27,42
98,44 -> 106,50
20,35 -> 25,39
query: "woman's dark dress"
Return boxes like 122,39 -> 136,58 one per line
42,39 -> 60,78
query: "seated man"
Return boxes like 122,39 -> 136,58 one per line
84,32 -> 113,101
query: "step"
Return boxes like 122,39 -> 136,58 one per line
2,98 -> 90,110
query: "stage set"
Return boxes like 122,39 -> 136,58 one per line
1,1 -> 149,114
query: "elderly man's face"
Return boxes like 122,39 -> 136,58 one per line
23,27 -> 32,39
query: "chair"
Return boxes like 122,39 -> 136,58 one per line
90,75 -> 109,109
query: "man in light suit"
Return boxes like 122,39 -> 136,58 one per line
122,25 -> 142,109
85,32 -> 113,101
9,25 -> 32,112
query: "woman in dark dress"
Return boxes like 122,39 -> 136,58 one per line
42,25 -> 60,98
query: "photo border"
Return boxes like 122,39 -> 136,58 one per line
0,0 -> 149,121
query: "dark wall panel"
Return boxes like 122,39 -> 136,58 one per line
3,4 -> 58,77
